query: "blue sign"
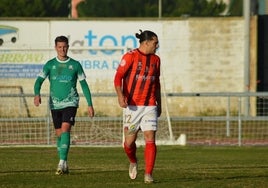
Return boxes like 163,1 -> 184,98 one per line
0,25 -> 19,45
0,64 -> 42,78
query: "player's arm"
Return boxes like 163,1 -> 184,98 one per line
114,67 -> 128,108
33,76 -> 45,107
77,62 -> 94,117
80,79 -> 94,117
156,83 -> 162,117
34,63 -> 50,107
114,54 -> 133,108
156,59 -> 162,117
114,84 -> 127,108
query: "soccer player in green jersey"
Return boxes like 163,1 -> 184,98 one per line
33,35 -> 94,175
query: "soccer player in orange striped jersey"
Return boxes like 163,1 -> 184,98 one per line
114,30 -> 161,184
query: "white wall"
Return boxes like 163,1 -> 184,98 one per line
0,18 -> 245,95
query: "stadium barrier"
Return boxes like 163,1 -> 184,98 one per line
1,91 -> 268,146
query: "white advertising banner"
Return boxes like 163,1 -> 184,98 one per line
0,18 -> 245,93
50,20 -> 162,82
0,20 -> 162,91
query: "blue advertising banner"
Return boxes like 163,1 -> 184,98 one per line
0,64 -> 42,78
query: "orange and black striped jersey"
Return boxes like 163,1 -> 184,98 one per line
114,49 -> 161,106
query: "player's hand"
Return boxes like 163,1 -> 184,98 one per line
88,106 -> 94,117
118,96 -> 127,108
34,95 -> 41,107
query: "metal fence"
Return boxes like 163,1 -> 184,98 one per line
166,92 -> 268,146
1,91 -> 268,146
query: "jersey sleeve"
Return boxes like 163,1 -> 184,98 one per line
38,62 -> 50,79
34,77 -> 45,96
33,62 -> 50,95
80,79 -> 93,106
77,62 -> 87,81
76,61 -> 93,106
155,56 -> 161,89
114,52 -> 133,87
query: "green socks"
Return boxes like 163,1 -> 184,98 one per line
56,136 -> 61,159
60,132 -> 70,161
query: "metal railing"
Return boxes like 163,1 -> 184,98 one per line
1,92 -> 268,146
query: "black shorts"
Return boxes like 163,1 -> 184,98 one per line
51,107 -> 77,129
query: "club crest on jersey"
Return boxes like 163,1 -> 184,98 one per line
69,65 -> 73,70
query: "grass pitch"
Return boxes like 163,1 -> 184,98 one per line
0,146 -> 268,188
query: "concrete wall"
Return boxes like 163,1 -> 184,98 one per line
0,17 -> 252,116
157,17 -> 245,93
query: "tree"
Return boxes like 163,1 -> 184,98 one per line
0,0 -> 69,17
0,0 -> 230,18
227,0 -> 243,16
76,0 -> 158,17
162,0 -> 226,17
77,0 -> 226,17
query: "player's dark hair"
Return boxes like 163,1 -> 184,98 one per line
55,36 -> 69,45
135,30 -> 157,43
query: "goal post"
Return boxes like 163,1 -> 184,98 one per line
0,85 -> 30,117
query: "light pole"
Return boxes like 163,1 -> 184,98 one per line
158,0 -> 162,18
243,0 -> 250,115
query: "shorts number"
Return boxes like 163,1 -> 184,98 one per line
125,114 -> 131,123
